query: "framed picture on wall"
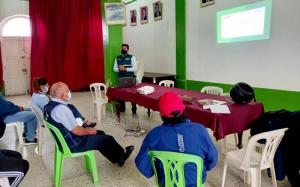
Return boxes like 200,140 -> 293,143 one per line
104,3 -> 126,25
201,0 -> 215,7
140,6 -> 148,24
153,1 -> 162,21
130,10 -> 137,26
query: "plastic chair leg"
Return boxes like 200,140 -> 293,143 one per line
221,161 -> 228,187
54,148 -> 64,187
220,138 -> 227,155
270,164 -> 278,187
110,104 -> 114,113
96,104 -> 101,122
243,170 -> 252,184
249,168 -> 261,187
14,123 -> 24,145
37,125 -> 44,156
84,155 -> 92,172
87,152 -> 99,184
102,104 -> 106,117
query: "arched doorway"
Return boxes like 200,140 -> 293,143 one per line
0,15 -> 31,95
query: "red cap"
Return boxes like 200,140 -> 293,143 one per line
159,92 -> 185,118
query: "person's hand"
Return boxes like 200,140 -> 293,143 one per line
17,106 -> 24,111
118,65 -> 127,72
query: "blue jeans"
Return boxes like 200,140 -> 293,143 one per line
3,108 -> 37,141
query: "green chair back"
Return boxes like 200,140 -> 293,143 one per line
44,120 -> 73,156
44,120 -> 99,187
148,151 -> 204,187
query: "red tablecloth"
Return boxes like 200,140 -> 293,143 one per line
107,83 -> 264,140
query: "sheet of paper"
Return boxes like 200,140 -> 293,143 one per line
198,99 -> 226,105
209,104 -> 231,114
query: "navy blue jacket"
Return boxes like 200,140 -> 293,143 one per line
0,96 -> 20,121
44,100 -> 86,151
116,54 -> 134,78
135,120 -> 218,186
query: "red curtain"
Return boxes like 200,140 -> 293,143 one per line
30,0 -> 104,90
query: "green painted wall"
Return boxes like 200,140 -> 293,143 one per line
102,0 -> 123,86
102,0 -> 123,111
186,80 -> 300,112
175,0 -> 186,89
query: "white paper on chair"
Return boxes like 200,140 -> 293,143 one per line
208,104 -> 231,114
137,86 -> 155,95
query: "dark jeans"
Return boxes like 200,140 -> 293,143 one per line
71,131 -> 124,164
0,150 -> 29,186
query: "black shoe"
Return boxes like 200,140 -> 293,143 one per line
117,145 -> 134,167
24,138 -> 37,145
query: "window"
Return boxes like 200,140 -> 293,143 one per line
1,16 -> 31,37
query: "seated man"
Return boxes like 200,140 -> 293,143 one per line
0,96 -> 38,144
135,92 -> 218,186
44,82 -> 134,166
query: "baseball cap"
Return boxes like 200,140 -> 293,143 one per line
159,92 -> 185,118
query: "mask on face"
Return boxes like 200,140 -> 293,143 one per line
42,86 -> 49,93
121,49 -> 127,55
66,91 -> 72,101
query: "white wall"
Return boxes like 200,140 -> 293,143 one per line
123,0 -> 176,74
186,0 -> 300,91
0,0 -> 29,22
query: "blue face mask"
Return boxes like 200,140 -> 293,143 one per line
42,86 -> 49,93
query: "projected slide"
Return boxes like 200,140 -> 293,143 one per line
217,0 -> 272,43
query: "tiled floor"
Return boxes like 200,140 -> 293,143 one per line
0,92 -> 291,187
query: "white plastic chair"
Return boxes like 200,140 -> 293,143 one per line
146,80 -> 174,117
135,61 -> 144,84
158,80 -> 175,87
5,122 -> 24,145
201,86 -> 223,95
30,104 -> 45,156
89,83 -> 112,121
221,128 -> 288,187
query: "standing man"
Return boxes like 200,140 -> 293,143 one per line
113,44 -> 137,115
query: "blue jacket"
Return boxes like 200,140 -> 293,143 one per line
135,120 -> 218,186
0,96 -> 20,121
